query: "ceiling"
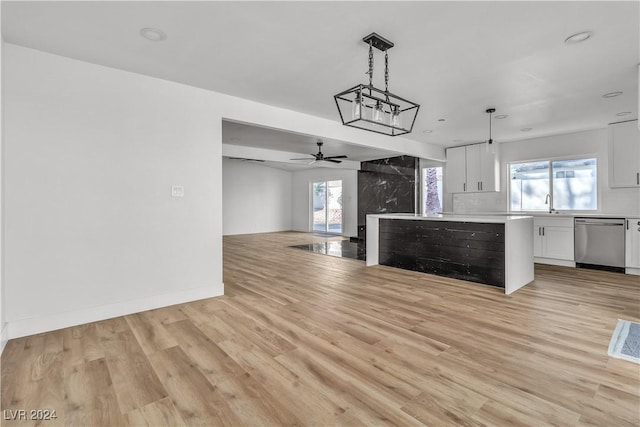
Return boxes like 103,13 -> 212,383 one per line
3,1 -> 638,154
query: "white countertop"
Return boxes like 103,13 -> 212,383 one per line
367,213 -> 532,224
440,211 -> 638,218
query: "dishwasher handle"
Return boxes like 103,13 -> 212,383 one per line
575,218 -> 625,226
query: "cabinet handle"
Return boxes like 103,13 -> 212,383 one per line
628,220 -> 630,230
637,172 -> 639,185
463,183 -> 466,192
538,227 -> 541,236
542,227 -> 545,236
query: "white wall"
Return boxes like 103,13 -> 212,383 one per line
447,128 -> 640,215
0,16 -> 6,352
223,159 -> 292,235
292,168 -> 358,236
5,44 -> 224,338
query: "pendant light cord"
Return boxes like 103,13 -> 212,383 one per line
489,111 -> 492,143
367,41 -> 374,88
385,50 -> 389,94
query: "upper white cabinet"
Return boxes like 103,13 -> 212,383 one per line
609,120 -> 640,188
445,146 -> 467,193
445,143 -> 499,193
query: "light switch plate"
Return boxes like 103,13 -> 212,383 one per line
171,185 -> 184,198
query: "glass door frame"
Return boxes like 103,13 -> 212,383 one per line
310,180 -> 343,234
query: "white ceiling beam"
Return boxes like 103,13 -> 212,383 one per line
222,144 -> 361,170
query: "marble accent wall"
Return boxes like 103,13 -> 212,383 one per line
357,155 -> 419,239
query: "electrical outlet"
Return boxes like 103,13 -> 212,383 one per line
171,185 -> 184,198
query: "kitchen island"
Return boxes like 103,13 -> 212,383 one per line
366,213 -> 534,294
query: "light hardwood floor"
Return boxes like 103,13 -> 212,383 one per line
2,231 -> 639,426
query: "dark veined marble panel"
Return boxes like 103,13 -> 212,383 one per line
357,155 -> 419,239
378,219 -> 506,287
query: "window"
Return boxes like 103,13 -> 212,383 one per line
510,157 -> 597,211
423,166 -> 443,215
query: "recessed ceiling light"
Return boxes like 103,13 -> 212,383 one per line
564,31 -> 593,44
521,127 -> 533,132
616,112 -> 632,116
495,114 -> 508,119
602,91 -> 623,98
140,28 -> 167,42
422,129 -> 433,134
438,118 -> 446,122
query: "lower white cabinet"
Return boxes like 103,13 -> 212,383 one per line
625,217 -> 640,270
533,217 -> 575,264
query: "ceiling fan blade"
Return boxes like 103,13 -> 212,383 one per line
325,159 -> 342,163
324,155 -> 348,159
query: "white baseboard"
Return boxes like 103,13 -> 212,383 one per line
7,284 -> 223,340
626,267 -> 640,276
0,323 -> 8,355
534,258 -> 576,268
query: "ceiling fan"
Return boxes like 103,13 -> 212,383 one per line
290,140 -> 348,164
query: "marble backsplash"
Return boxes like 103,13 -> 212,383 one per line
357,155 -> 418,238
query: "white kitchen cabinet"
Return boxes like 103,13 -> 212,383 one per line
533,217 -> 575,265
445,145 -> 467,193
445,143 -> 499,193
625,217 -> 640,271
609,120 -> 640,188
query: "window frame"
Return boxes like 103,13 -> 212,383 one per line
419,159 -> 445,215
508,154 -> 599,213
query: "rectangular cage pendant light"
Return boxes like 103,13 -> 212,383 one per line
334,33 -> 420,137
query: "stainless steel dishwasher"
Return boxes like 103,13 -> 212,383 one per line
574,217 -> 625,271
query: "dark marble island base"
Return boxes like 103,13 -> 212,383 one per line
366,214 -> 534,294
379,219 -> 505,287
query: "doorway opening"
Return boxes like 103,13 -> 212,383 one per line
312,180 -> 343,234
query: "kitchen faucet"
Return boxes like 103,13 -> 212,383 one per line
544,193 -> 554,213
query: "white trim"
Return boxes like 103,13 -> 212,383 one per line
7,284 -> 222,339
534,258 -> 576,268
0,324 -> 8,355
626,267 -> 640,276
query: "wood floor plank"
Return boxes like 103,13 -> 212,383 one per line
123,396 -> 186,426
95,319 -> 167,413
162,319 -> 246,385
64,358 -> 124,427
147,346 -> 242,427
1,231 -> 639,426
62,323 -> 103,368
124,311 -> 178,355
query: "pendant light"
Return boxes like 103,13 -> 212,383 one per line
485,108 -> 496,153
334,33 -> 420,137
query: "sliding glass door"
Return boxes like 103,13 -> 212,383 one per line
312,180 -> 342,234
